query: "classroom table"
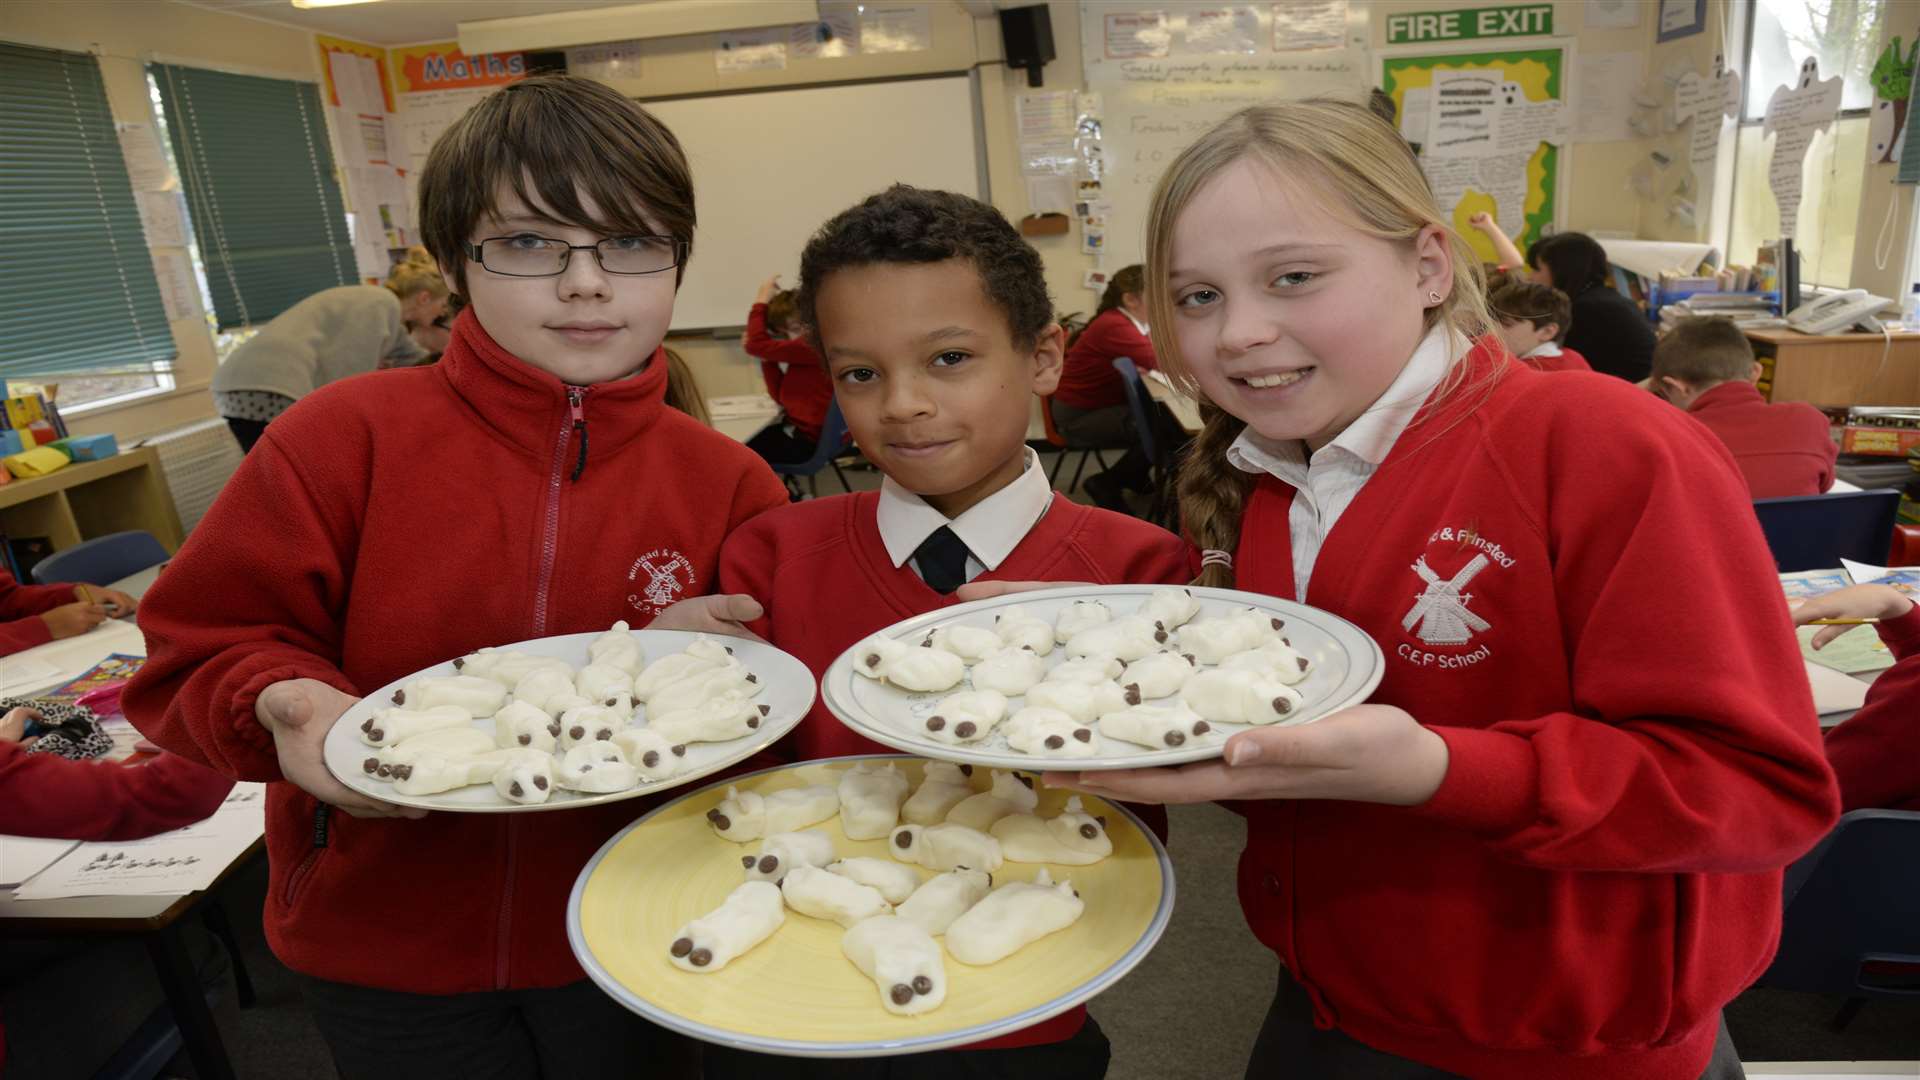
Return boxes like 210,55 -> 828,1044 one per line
705,393 -> 782,442
1143,368 -> 1204,434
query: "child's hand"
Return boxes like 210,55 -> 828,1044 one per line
649,594 -> 767,641
97,587 -> 138,618
754,275 -> 780,305
1467,211 -> 1496,232
40,601 -> 108,640
1047,704 -> 1449,807
256,679 -> 423,819
1793,584 -> 1916,649
0,706 -> 42,744
953,580 -> 1093,602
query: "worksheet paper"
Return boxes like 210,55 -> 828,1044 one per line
12,783 -> 264,900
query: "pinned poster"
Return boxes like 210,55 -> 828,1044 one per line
1273,0 -> 1347,51
792,1 -> 860,59
114,122 -> 174,191
859,5 -> 932,54
716,28 -> 787,73
1183,7 -> 1261,55
567,41 -> 642,81
1019,90 -> 1076,138
1574,51 -> 1645,143
151,251 -> 202,321
134,191 -> 189,247
1106,11 -> 1170,59
1868,36 -> 1916,165
1671,55 -> 1741,211
1763,58 -> 1843,239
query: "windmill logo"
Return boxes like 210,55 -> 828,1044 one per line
1402,554 -> 1492,646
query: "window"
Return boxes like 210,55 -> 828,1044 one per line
150,62 -> 355,330
1727,0 -> 1887,289
0,42 -> 177,395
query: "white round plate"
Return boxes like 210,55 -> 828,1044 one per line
821,585 -> 1383,772
324,629 -> 816,812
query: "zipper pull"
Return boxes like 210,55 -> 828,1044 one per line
312,804 -> 331,848
568,386 -> 589,482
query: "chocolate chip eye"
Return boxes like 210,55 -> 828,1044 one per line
758,855 -> 779,874
1165,731 -> 1185,747
1073,728 -> 1092,742
672,745 -> 687,756
533,775 -> 548,790
392,690 -> 405,705
926,716 -> 946,732
643,751 -> 660,767
362,757 -> 378,774
1273,697 -> 1293,714
689,948 -> 712,967
912,975 -> 933,995
569,726 -> 585,739
954,721 -> 975,738
368,728 -> 384,741
1193,721 -> 1211,735
891,984 -> 914,1005
712,813 -> 731,831
1080,823 -> 1098,839
894,831 -> 913,849
671,937 -> 693,958
518,734 -> 532,746
1045,735 -> 1065,749
742,855 -> 756,868
510,782 -> 525,797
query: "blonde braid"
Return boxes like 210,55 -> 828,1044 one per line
1179,404 -> 1254,588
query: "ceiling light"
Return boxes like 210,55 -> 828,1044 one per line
290,0 -> 385,9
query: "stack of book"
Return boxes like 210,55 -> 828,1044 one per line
0,393 -> 69,455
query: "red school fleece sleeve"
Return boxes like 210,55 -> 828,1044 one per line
0,572 -> 80,656
1823,599 -> 1920,812
0,745 -> 234,841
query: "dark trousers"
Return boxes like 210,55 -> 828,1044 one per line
746,420 -> 819,466
1246,975 -> 1745,1079
301,975 -> 700,1080
225,417 -> 269,454
702,1012 -> 1110,1080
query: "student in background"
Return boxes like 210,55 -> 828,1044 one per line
0,568 -> 136,657
212,247 -> 452,453
660,346 -> 710,425
1650,316 -> 1836,498
125,75 -> 785,1080
742,274 -> 835,465
0,704 -> 232,837
1487,280 -> 1591,372
714,186 -> 1188,1079
1063,99 -> 1836,1080
1795,584 -> 1920,812
1525,231 -> 1656,382
1054,264 -> 1161,510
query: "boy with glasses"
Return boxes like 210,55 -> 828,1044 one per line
125,75 -> 785,1080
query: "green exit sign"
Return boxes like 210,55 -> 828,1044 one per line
1385,4 -> 1553,44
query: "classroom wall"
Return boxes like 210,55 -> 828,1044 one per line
4,1 -> 320,441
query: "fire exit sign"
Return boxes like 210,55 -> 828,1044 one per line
1384,5 -> 1553,44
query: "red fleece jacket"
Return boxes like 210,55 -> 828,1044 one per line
1686,380 -> 1836,498
0,572 -> 79,656
744,302 -> 833,441
1824,599 -> 1920,812
122,309 -> 788,993
1055,308 -> 1157,411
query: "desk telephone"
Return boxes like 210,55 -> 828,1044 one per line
1785,289 -> 1893,335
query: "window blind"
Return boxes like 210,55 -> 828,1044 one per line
0,41 -> 176,378
151,62 -> 355,330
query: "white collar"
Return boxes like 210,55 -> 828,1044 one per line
877,447 -> 1053,571
1227,324 -> 1461,475
1521,341 -> 1561,358
1120,308 -> 1150,336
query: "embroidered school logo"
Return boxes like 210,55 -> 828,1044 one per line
1402,554 -> 1491,645
626,548 -> 696,614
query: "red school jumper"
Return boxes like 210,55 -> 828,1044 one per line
744,301 -> 833,441
1522,343 -> 1591,373
0,571 -> 81,656
1685,380 -> 1837,498
1824,598 -> 1920,812
122,309 -> 788,993
1054,308 -> 1158,411
718,490 -> 1188,1048
1218,343 -> 1839,1079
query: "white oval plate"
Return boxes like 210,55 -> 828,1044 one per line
821,585 -> 1383,772
323,629 -> 816,813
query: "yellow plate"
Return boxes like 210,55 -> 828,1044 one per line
568,755 -> 1175,1057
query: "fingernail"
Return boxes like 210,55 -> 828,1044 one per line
1227,741 -> 1261,766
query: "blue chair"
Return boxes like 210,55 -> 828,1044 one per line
29,530 -> 169,587
1112,357 -> 1175,525
1757,808 -> 1920,1029
1751,489 -> 1900,573
769,399 -> 854,498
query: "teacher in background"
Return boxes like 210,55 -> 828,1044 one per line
1470,216 -> 1656,383
212,247 -> 451,452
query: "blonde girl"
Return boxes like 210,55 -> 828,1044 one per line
1060,100 -> 1837,1080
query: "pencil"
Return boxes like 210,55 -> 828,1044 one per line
1807,618 -> 1878,625
75,583 -> 96,605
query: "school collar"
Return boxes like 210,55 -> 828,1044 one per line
434,306 -> 668,465
876,447 -> 1052,571
1120,308 -> 1150,336
1687,380 -> 1765,413
1226,323 -> 1460,475
1521,341 -> 1562,359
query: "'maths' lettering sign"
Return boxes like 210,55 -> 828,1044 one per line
1385,5 -> 1553,44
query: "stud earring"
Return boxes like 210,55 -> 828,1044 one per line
1427,291 -> 1443,304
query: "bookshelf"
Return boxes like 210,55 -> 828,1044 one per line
0,449 -> 184,567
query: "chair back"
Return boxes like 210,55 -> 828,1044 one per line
1752,489 -> 1900,573
770,399 -> 850,478
1111,357 -> 1160,465
1039,394 -> 1068,448
29,530 -> 169,587
1760,808 -> 1920,998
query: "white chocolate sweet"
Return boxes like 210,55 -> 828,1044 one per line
363,726 -> 494,778
575,662 -> 635,705
491,700 -> 561,752
1175,617 -> 1267,664
707,784 -> 840,841
389,676 -> 507,717
842,915 -> 946,1015
648,665 -> 761,716
1023,680 -> 1128,725
1053,600 -> 1112,644
993,605 -> 1055,656
1064,616 -> 1168,662
609,728 -> 687,781
1098,702 -> 1217,750
1044,655 -> 1125,686
555,741 -> 639,793
744,829 -> 837,884
926,625 -> 1004,664
452,649 -> 570,688
902,762 -> 975,825
969,647 -> 1047,696
838,762 -> 911,840
544,692 -> 594,720
586,621 -> 646,675
919,689 -> 1007,744
1118,651 -> 1197,702
945,769 -> 1038,831
882,644 -> 966,694
990,797 -> 1114,865
512,666 -> 578,715
828,857 -> 923,904
358,705 -> 472,748
556,704 -> 626,750
1141,587 -> 1201,630
851,634 -> 908,679
492,749 -> 555,804
781,865 -> 892,928
1218,638 -> 1312,686
1224,606 -> 1287,644
896,867 -> 993,935
945,868 -> 1085,965
888,822 -> 1004,873
1003,706 -> 1098,757
645,695 -> 769,745
1180,669 -> 1305,725
668,881 -> 784,972
632,645 -> 735,701
392,748 -> 517,796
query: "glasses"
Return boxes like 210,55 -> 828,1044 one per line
466,234 -> 687,278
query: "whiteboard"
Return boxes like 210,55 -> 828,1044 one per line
645,75 -> 983,330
